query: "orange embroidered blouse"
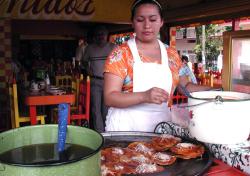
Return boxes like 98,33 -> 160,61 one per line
104,43 -> 182,95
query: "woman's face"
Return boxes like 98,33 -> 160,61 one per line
132,3 -> 163,43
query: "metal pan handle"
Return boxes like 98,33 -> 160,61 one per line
178,94 -> 225,108
179,93 -> 250,108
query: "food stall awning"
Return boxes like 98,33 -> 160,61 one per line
0,0 -> 133,24
159,0 -> 250,26
1,0 -> 250,27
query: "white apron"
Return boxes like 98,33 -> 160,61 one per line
105,38 -> 172,132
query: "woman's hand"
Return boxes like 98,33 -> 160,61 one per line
144,87 -> 169,104
104,73 -> 170,108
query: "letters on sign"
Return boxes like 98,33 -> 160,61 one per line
1,0 -> 95,19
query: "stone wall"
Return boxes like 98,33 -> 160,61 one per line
0,18 -> 12,130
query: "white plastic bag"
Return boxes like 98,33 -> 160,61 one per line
170,104 -> 190,128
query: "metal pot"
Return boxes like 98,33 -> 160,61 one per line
0,125 -> 103,176
37,81 -> 46,90
188,91 -> 250,144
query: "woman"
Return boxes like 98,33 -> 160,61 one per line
179,55 -> 197,84
103,0 -> 210,132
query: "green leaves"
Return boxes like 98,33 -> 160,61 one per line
194,24 -> 222,65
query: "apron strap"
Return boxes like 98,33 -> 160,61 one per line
157,40 -> 168,66
127,38 -> 142,63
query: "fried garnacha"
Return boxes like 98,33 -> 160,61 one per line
102,162 -> 135,176
134,163 -> 164,174
101,164 -> 120,176
101,147 -> 128,163
170,142 -> 205,159
120,152 -> 152,167
127,141 -> 155,157
151,134 -> 181,151
151,152 -> 177,166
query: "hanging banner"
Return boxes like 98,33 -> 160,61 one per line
0,0 -> 133,23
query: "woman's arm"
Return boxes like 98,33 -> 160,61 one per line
104,73 -> 169,108
178,75 -> 211,95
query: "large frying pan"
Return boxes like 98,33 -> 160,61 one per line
102,131 -> 213,176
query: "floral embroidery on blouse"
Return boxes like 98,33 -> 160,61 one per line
104,43 -> 182,95
109,49 -> 123,64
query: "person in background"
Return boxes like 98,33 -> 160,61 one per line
179,55 -> 197,84
82,25 -> 116,132
217,50 -> 223,73
75,37 -> 88,76
198,62 -> 204,74
187,59 -> 193,72
103,0 -> 211,132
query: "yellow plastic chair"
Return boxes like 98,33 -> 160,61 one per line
52,75 -> 80,123
8,84 -> 15,129
70,75 -> 90,126
9,81 -> 46,128
55,75 -> 73,90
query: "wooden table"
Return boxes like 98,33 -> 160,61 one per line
25,92 -> 75,125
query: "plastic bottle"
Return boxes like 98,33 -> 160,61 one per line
45,73 -> 50,89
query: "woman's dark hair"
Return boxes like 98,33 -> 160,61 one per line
181,55 -> 189,62
131,0 -> 163,20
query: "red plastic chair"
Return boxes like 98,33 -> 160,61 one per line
70,75 -> 90,126
171,92 -> 188,106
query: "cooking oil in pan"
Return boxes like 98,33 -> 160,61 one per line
0,143 -> 95,166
